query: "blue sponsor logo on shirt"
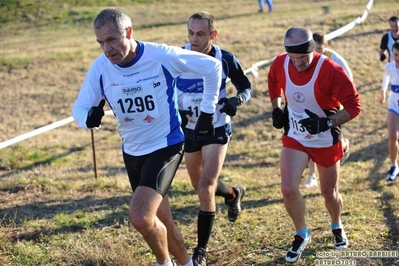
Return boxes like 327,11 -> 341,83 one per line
136,75 -> 159,83
191,98 -> 202,105
122,86 -> 143,96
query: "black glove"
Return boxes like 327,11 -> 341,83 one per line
298,109 -> 330,135
194,112 -> 214,138
86,99 -> 105,128
380,53 -> 386,62
218,96 -> 241,116
179,110 -> 193,129
272,107 -> 286,129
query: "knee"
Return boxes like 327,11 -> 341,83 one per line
198,181 -> 215,198
281,184 -> 298,199
320,187 -> 338,202
129,210 -> 152,232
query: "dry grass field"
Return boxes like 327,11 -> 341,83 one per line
1,0 -> 399,265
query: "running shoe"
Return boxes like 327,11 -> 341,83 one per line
285,234 -> 311,263
333,228 -> 349,249
304,175 -> 318,188
387,166 -> 399,181
192,247 -> 206,266
225,185 -> 246,222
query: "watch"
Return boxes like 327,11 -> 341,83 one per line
236,95 -> 244,106
327,119 -> 333,128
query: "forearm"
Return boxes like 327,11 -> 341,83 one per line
382,72 -> 390,92
72,103 -> 90,129
201,65 -> 222,113
271,97 -> 282,109
328,109 -> 352,127
237,87 -> 251,104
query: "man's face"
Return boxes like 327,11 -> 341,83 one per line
314,42 -> 326,54
95,22 -> 132,65
287,52 -> 313,72
390,20 -> 399,35
187,18 -> 216,54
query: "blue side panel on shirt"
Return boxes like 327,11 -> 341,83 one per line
162,65 -> 184,145
99,74 -> 109,107
100,74 -> 103,90
176,77 -> 204,93
220,79 -> 226,92
99,74 -> 121,150
391,84 -> 399,93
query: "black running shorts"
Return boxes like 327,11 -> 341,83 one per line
183,123 -> 232,153
122,142 -> 184,197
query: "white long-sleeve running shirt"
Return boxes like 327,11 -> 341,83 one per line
72,41 -> 221,156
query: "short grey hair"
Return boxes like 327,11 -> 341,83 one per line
94,7 -> 132,34
284,26 -> 313,46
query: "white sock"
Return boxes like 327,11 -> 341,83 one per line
181,258 -> 194,266
156,258 -> 174,266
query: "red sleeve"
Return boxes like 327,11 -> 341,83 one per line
268,53 -> 361,119
317,59 -> 361,119
268,54 -> 287,101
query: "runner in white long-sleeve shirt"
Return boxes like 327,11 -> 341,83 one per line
176,11 -> 251,266
72,7 -> 221,266
379,41 -> 399,181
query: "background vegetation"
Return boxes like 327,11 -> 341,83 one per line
1,0 -> 399,265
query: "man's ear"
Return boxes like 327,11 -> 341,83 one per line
324,41 -> 329,48
126,26 -> 133,39
210,30 -> 218,40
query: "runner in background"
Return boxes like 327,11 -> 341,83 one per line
304,32 -> 352,188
